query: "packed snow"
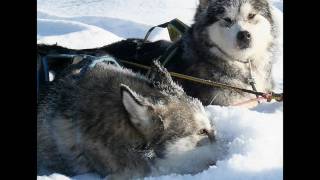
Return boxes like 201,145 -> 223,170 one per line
37,0 -> 283,179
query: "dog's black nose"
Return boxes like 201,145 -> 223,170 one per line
237,31 -> 251,49
237,31 -> 251,40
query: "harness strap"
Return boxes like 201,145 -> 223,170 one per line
232,96 -> 266,106
37,54 -> 42,103
142,22 -> 169,43
142,18 -> 189,43
139,18 -> 189,72
232,92 -> 283,106
119,60 -> 283,102
146,42 -> 179,76
37,54 -> 121,98
247,59 -> 260,101
41,56 -> 50,82
209,92 -> 221,105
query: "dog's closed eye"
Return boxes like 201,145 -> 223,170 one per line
198,128 -> 209,136
248,13 -> 256,20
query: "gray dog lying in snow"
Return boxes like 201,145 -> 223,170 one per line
37,60 -> 217,179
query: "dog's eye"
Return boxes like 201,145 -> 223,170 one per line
223,18 -> 232,24
248,13 -> 256,20
198,129 -> 209,136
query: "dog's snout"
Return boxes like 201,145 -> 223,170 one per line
237,31 -> 251,49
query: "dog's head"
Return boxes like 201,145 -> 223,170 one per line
120,62 -> 216,162
194,0 -> 274,61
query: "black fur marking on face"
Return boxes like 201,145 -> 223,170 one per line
249,0 -> 273,23
248,13 -> 256,20
223,17 -> 232,24
206,6 -> 225,25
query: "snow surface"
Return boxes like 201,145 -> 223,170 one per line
37,0 -> 283,179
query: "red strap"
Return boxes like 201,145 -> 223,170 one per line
232,96 -> 266,106
262,93 -> 273,102
232,92 -> 277,106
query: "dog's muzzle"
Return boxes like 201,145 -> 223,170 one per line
237,31 -> 251,49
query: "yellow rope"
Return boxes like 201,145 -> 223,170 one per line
118,60 -> 283,101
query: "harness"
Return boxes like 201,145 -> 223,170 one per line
136,18 -> 187,75
37,53 -> 121,102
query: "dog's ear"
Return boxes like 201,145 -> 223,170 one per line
120,84 -> 157,136
149,60 -> 184,95
196,0 -> 213,20
149,60 -> 173,86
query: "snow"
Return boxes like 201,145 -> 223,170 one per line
37,0 -> 283,179
37,18 -> 122,49
37,0 -> 199,26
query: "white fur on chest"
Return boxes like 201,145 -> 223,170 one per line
233,58 -> 270,92
210,46 -> 272,93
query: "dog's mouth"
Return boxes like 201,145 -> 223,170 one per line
206,41 -> 250,63
237,42 -> 252,50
